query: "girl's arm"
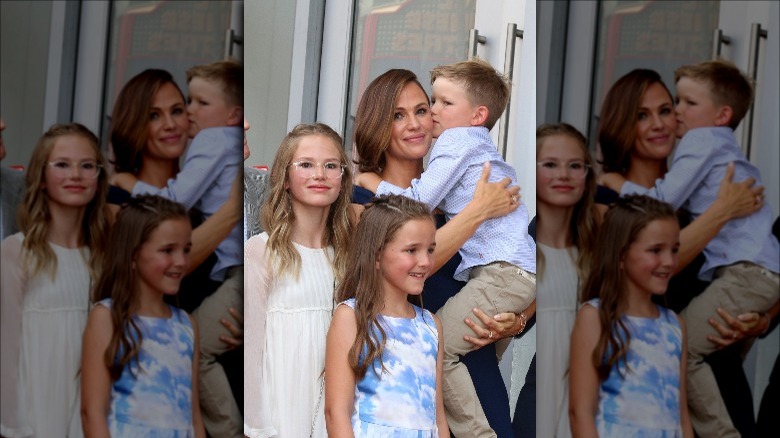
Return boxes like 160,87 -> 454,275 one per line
188,170 -> 242,273
676,162 -> 763,272
81,305 -> 114,438
431,162 -> 520,273
189,315 -> 206,438
569,304 -> 601,438
677,316 -> 694,438
244,235 -> 273,435
433,315 -> 450,435
0,237 -> 30,435
324,305 -> 358,437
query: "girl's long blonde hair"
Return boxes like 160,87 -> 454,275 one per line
581,195 -> 676,381
17,123 -> 109,282
260,123 -> 353,281
535,123 -> 598,283
335,195 -> 434,380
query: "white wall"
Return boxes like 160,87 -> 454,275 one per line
246,0 -> 296,168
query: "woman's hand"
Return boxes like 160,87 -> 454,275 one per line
219,307 -> 244,349
707,307 -> 770,349
471,162 -> 521,221
463,308 -> 524,348
713,162 -> 764,220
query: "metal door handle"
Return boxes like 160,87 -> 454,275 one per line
468,29 -> 486,58
224,28 -> 243,59
741,23 -> 768,159
712,29 -> 731,59
497,23 -> 523,159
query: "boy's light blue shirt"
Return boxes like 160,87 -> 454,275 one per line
621,126 -> 779,280
376,126 -> 536,281
133,126 -> 243,281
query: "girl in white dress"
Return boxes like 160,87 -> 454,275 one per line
325,195 -> 448,436
244,123 -> 354,437
535,124 -> 599,437
1,123 -> 109,437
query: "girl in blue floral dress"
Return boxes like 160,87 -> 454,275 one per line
81,195 -> 205,437
569,195 -> 694,438
325,195 -> 449,436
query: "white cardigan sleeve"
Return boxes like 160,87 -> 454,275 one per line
1,234 -> 33,437
243,233 -> 277,438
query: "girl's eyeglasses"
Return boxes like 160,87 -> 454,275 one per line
289,160 -> 346,179
47,160 -> 103,179
536,160 -> 590,179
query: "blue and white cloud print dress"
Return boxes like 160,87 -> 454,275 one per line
586,298 -> 684,438
98,299 -> 195,437
342,298 -> 441,437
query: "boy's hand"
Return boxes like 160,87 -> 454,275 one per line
598,172 -> 626,192
355,171 -> 383,193
110,172 -> 139,192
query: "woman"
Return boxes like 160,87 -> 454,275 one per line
108,69 -> 243,434
109,69 -> 241,299
353,69 -> 525,437
596,68 -> 766,436
535,123 -> 599,438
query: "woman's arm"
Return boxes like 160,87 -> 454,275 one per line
188,170 -> 242,273
433,314 -> 450,435
707,300 -> 780,348
189,315 -> 206,438
678,316 -> 694,438
463,300 -> 535,347
569,305 -> 601,438
324,305 -> 358,437
432,162 -> 520,273
676,162 -> 763,272
81,305 -> 113,438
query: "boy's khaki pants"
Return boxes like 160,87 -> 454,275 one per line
436,262 -> 536,437
193,266 -> 244,438
681,262 -> 779,438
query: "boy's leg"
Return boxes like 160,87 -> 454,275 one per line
436,262 -> 535,437
193,266 -> 244,438
681,263 -> 779,438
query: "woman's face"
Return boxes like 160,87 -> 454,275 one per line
386,82 -> 433,164
632,82 -> 677,163
537,134 -> 587,209
145,82 -> 189,162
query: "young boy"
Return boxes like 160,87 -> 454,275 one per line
357,58 -> 536,437
601,59 -> 779,438
114,60 -> 244,438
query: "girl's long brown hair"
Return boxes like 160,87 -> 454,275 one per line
335,195 -> 434,380
598,69 -> 673,174
581,195 -> 676,381
260,123 -> 353,282
92,195 -> 189,381
354,69 -> 428,173
17,123 -> 109,282
535,123 -> 598,283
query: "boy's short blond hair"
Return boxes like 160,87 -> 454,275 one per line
674,59 -> 754,130
430,58 -> 510,130
186,59 -> 243,107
